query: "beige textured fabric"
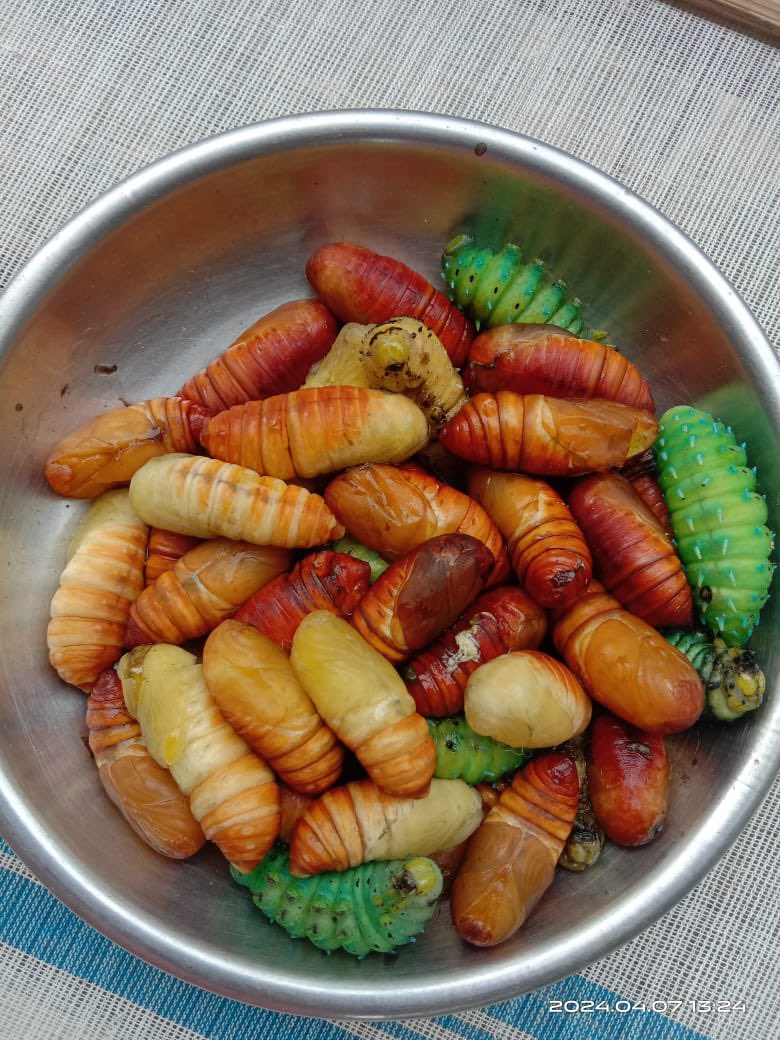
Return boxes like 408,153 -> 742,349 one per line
0,943 -> 205,1040
583,783 -> 780,1039
1,1 -> 778,1039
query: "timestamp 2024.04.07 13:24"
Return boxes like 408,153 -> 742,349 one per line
548,999 -> 747,1015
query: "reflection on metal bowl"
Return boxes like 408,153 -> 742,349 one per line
0,110 -> 778,1019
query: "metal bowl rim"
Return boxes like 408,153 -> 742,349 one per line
0,108 -> 778,1019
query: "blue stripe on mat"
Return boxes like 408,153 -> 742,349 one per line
0,838 -> 708,1040
0,840 -> 346,1040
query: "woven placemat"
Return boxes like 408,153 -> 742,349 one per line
1,1 -> 778,1039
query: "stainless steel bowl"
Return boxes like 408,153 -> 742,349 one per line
0,110 -> 778,1019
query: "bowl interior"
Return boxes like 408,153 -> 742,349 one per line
0,113 -> 778,1018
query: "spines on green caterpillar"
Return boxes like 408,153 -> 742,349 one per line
427,714 -> 530,785
440,235 -> 598,338
558,735 -> 605,872
232,845 -> 442,957
323,536 -> 389,583
663,629 -> 766,722
654,405 -> 775,647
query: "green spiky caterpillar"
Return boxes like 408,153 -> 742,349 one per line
654,405 -> 775,646
324,536 -> 389,583
232,846 -> 442,958
664,629 -> 766,722
440,235 -> 601,339
427,714 -> 530,785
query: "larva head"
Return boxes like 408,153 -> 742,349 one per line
396,857 -> 443,899
559,813 -> 605,873
232,848 -> 442,956
700,640 -> 766,721
368,320 -> 413,372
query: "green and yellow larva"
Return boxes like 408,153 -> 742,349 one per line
232,846 -> 442,958
663,628 -> 766,722
654,405 -> 775,647
427,714 -> 530,785
440,235 -> 599,338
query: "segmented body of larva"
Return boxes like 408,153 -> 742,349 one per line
654,405 -> 775,646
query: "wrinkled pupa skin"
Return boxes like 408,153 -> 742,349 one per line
129,453 -> 344,548
440,392 -> 658,477
232,845 -> 442,958
654,405 -> 775,647
468,467 -> 592,609
619,449 -> 674,539
568,471 -> 693,628
451,751 -> 579,946
664,628 -> 766,721
203,620 -> 344,795
427,715 -> 530,785
178,299 -> 338,411
290,612 -> 436,799
200,386 -> 430,481
324,462 -> 510,587
125,538 -> 291,647
462,324 -> 653,411
288,776 -> 483,876
234,551 -> 371,653
404,585 -> 547,717
45,397 -> 210,499
47,489 -> 147,691
441,236 -> 599,339
86,668 -> 206,859
118,644 -> 281,873
306,242 -> 475,366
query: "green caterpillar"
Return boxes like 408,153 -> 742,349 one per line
324,536 -> 389,583
654,405 -> 775,647
440,234 -> 600,338
232,846 -> 442,958
427,714 -> 530,785
664,629 -> 766,722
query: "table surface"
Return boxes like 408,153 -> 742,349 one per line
1,2 -> 779,1039
676,0 -> 780,38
